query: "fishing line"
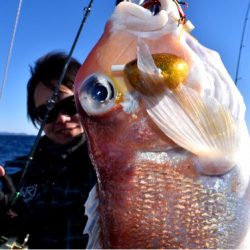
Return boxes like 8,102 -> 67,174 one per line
0,0 -> 23,100
16,0 -> 94,192
235,0 -> 250,85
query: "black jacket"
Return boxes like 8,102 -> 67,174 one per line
0,134 -> 96,249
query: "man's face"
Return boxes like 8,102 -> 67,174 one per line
33,81 -> 84,145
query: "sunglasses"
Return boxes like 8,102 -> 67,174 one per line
34,95 -> 77,124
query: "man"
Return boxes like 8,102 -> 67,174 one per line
0,52 -> 96,249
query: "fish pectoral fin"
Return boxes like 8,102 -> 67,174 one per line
84,184 -> 101,249
137,37 -> 164,90
194,155 -> 236,176
137,37 -> 162,77
143,85 -> 244,175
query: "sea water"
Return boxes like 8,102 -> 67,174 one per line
0,134 -> 36,189
0,134 -> 36,166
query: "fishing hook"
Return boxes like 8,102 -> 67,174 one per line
172,0 -> 188,25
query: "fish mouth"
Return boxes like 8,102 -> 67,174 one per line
116,0 -> 161,15
138,0 -> 161,16
112,0 -> 181,35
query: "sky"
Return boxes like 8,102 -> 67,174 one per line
0,0 -> 249,135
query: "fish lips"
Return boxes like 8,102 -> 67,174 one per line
116,0 -> 161,16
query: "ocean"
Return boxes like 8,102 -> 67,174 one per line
0,134 -> 36,166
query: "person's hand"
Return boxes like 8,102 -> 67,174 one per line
0,165 -> 7,205
0,165 -> 5,177
0,166 -> 16,209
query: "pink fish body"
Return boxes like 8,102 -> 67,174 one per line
75,0 -> 250,248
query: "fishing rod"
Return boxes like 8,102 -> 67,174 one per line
0,0 -> 23,100
16,0 -> 94,193
235,0 -> 250,85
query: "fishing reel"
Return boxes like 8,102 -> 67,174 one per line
0,234 -> 29,249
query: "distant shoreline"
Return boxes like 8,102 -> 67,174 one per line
0,132 -> 36,136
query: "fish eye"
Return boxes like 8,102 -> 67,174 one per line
78,73 -> 116,115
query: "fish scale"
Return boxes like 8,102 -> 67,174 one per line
93,152 -> 244,248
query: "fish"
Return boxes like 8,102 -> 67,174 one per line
74,0 -> 250,248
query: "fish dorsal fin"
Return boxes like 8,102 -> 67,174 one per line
136,37 -> 245,175
84,184 -> 101,249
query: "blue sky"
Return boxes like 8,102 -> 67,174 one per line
0,0 -> 249,135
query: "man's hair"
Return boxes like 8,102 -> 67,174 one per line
27,51 -> 81,127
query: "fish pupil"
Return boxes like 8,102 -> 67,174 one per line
92,84 -> 108,102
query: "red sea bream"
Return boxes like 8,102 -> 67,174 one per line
74,0 -> 250,248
